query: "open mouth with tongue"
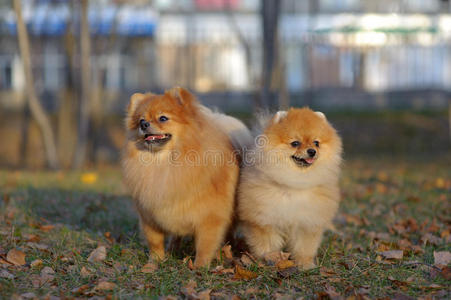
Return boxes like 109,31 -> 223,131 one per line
291,155 -> 315,167
144,133 -> 172,144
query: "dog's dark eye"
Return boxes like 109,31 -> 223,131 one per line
314,141 -> 320,147
159,116 -> 169,122
290,141 -> 301,147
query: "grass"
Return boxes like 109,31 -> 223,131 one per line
0,157 -> 450,299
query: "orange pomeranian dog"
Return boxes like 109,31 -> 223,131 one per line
121,87 -> 252,267
238,108 -> 342,269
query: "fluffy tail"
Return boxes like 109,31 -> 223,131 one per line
199,106 -> 254,152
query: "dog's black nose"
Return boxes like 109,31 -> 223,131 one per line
307,149 -> 316,157
140,119 -> 150,131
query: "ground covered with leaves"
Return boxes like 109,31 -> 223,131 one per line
0,157 -> 450,299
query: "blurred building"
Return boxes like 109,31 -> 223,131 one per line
0,0 -> 450,111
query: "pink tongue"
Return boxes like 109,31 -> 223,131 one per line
145,134 -> 165,141
305,158 -> 315,164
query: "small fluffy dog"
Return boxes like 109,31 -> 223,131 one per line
121,87 -> 251,267
238,108 -> 342,269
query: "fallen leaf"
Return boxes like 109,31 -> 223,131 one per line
0,269 -> 14,279
234,265 -> 257,280
30,274 -> 40,288
20,292 -> 36,299
379,250 -> 403,260
26,242 -> 49,251
24,234 -> 41,242
440,229 -> 450,239
6,248 -> 26,266
320,267 -> 337,277
87,246 -> 106,263
433,251 -> 451,267
263,251 -> 290,265
71,284 -> 90,295
180,280 -> 198,299
276,259 -> 295,270
240,254 -> 254,267
440,266 -> 451,280
81,172 -> 98,184
30,259 -> 43,268
80,266 -> 92,278
187,258 -> 194,270
95,281 -> 116,290
421,233 -> 442,245
324,284 -> 343,300
198,289 -> 212,300
141,262 -> 158,273
392,292 -> 415,300
39,224 -> 55,232
210,265 -> 234,275
277,266 -> 298,278
221,245 -> 233,260
40,266 -> 55,284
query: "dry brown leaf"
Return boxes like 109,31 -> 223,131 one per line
87,246 -> 107,263
180,280 -> 198,299
440,266 -> 451,280
263,251 -> 290,265
187,258 -> 194,270
211,265 -> 234,275
221,245 -> 233,260
6,248 -> 26,266
320,267 -> 337,277
30,259 -> 43,268
440,229 -> 450,239
198,289 -> 212,300
80,266 -> 92,278
24,234 -> 40,242
141,262 -> 158,273
379,250 -> 403,260
240,254 -> 253,267
39,224 -> 55,232
276,259 -> 295,270
40,266 -> 55,284
95,281 -> 116,291
234,265 -> 257,280
433,251 -> 451,267
71,284 -> 90,295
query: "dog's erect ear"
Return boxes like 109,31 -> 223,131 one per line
169,87 -> 197,107
127,93 -> 147,114
315,111 -> 326,120
272,111 -> 287,124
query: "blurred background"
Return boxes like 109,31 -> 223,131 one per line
0,0 -> 450,169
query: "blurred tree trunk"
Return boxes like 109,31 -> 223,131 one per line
13,0 -> 59,169
73,0 -> 92,168
58,2 -> 78,168
260,0 -> 281,110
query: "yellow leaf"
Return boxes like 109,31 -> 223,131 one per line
276,259 -> 295,270
81,172 -> 98,184
234,265 -> 257,280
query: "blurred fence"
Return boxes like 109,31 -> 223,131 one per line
1,24 -> 451,112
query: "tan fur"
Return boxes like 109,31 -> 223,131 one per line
121,87 -> 247,267
238,107 -> 342,269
